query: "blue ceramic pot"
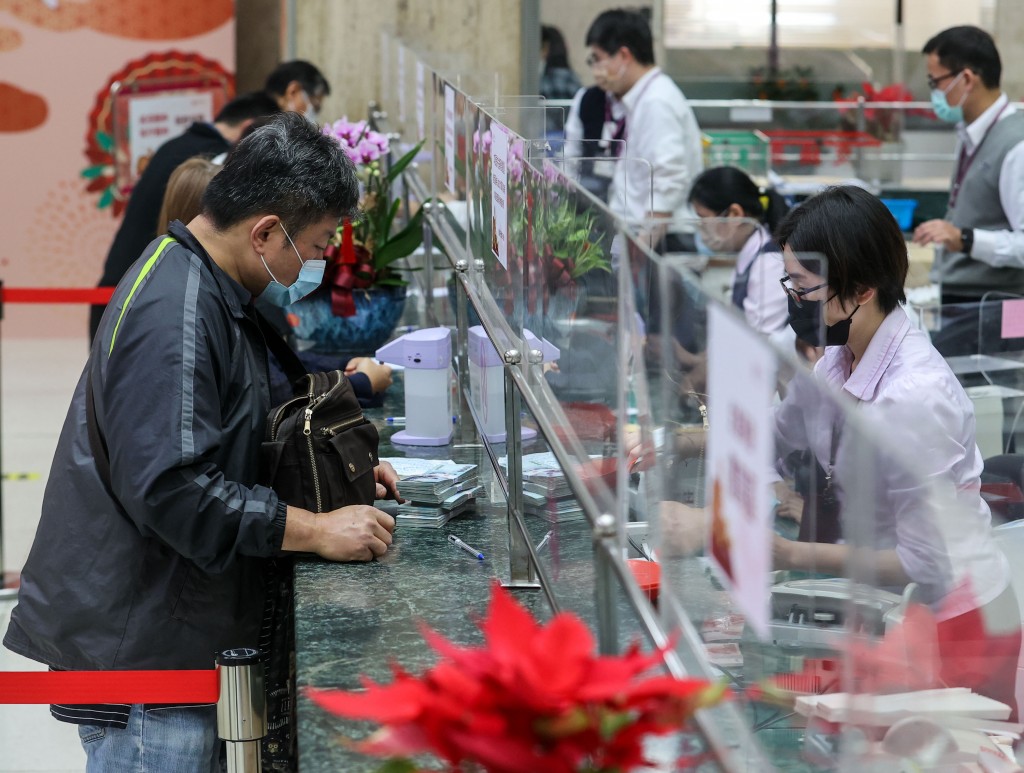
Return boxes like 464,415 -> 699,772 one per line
287,285 -> 408,355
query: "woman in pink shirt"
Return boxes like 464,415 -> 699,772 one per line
772,185 -> 1020,715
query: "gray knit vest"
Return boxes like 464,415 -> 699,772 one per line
932,110 -> 1024,297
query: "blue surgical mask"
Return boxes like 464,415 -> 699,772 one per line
931,72 -> 966,123
301,91 -> 320,126
259,223 -> 326,307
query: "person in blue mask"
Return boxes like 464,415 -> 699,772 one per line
5,113 -> 400,772
913,26 -> 1024,355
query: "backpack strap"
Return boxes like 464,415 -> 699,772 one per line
255,310 -> 307,385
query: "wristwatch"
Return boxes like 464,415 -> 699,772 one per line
961,227 -> 975,256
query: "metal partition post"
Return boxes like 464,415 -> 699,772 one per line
502,350 -> 538,588
453,260 -> 478,446
216,648 -> 266,773
592,514 -> 619,655
854,96 -> 867,180
420,200 -> 434,320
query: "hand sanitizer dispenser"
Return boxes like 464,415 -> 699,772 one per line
467,326 -> 558,443
376,327 -> 453,446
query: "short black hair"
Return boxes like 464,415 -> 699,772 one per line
201,112 -> 358,236
688,166 -> 790,236
585,9 -> 654,66
214,91 -> 282,126
264,60 -> 331,99
922,26 -> 1001,90
775,186 -> 907,315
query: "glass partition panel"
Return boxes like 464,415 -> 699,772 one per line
626,222 -> 1021,768
399,57 -> 1023,767
544,142 -> 625,214
910,295 -> 1024,481
688,99 -> 960,192
431,78 -> 471,248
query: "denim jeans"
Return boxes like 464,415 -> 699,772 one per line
78,704 -> 221,772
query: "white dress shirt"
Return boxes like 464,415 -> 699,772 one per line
773,309 -> 1010,619
608,67 -> 703,224
955,93 -> 1024,267
732,226 -> 790,338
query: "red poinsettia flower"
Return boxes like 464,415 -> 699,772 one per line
307,583 -> 727,773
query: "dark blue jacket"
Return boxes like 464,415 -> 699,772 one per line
6,221 -> 286,671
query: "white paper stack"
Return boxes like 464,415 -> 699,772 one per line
795,688 -> 1013,725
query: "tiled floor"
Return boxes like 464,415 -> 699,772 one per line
0,331 -> 90,772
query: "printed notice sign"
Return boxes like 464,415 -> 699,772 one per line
706,304 -> 777,638
416,61 -> 425,142
444,85 -> 456,195
128,92 -> 213,184
1003,299 -> 1024,338
490,121 -> 510,268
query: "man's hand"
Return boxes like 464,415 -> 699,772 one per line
374,460 -> 404,502
345,357 -> 393,393
912,219 -> 963,251
313,505 -> 396,562
658,500 -> 707,557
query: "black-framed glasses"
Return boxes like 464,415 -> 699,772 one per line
586,48 -> 620,68
927,70 -> 963,91
780,274 -> 827,307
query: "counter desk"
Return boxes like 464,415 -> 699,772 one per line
292,382 -> 627,771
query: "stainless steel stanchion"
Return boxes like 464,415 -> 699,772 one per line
0,281 -> 13,602
216,648 -> 266,773
593,513 -> 620,656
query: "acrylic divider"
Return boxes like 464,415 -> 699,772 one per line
634,229 -> 1024,768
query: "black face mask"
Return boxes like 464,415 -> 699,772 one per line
787,296 -> 860,347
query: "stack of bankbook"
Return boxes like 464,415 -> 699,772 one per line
379,457 -> 481,528
502,452 -> 586,524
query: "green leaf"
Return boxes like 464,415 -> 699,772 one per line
374,209 -> 424,267
381,197 -> 402,245
95,131 -> 113,153
385,141 -> 425,185
80,164 -> 107,179
97,187 -> 114,209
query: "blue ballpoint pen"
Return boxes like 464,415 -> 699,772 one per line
536,530 -> 552,553
448,534 -> 484,559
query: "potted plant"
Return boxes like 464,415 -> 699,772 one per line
522,163 -> 611,338
307,583 -> 727,772
284,118 -> 424,355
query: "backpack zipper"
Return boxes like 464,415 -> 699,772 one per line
302,373 -> 346,512
321,414 -> 364,437
269,394 -> 306,440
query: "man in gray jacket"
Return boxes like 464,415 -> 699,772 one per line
5,113 -> 398,771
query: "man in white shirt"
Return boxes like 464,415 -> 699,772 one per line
583,9 -> 703,229
913,26 -> 1024,305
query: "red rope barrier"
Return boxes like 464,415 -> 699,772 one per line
1,288 -> 115,305
0,669 -> 219,704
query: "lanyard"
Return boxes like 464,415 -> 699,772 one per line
949,103 -> 1009,209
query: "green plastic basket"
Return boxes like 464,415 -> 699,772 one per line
702,129 -> 771,178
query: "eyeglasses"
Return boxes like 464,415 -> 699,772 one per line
927,70 -> 963,91
779,274 -> 828,307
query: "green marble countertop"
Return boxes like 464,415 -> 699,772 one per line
288,349 -> 814,771
292,390 -> 616,771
